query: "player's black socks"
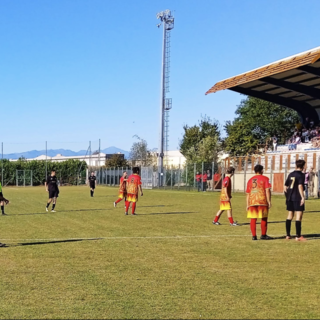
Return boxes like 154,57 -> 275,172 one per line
1,205 -> 4,214
286,219 -> 292,236
46,203 -> 50,208
90,190 -> 93,197
52,204 -> 56,210
296,221 -> 302,238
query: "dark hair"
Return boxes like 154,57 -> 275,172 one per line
254,164 -> 264,174
296,159 -> 306,169
133,167 -> 140,174
226,166 -> 235,174
51,169 -> 56,172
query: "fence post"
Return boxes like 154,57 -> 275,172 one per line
201,162 -> 204,191
178,164 -> 180,189
186,165 -> 188,189
31,170 -> 33,187
244,159 -> 247,193
318,157 -> 320,198
270,156 -> 273,190
194,163 -> 196,189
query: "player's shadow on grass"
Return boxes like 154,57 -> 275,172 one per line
240,220 -> 285,226
11,238 -> 103,247
9,209 -> 111,216
146,211 -> 196,215
140,205 -> 173,208
304,211 -> 320,213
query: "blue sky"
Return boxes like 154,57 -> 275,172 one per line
1,0 -> 320,154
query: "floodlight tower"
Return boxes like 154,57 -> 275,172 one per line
157,9 -> 174,187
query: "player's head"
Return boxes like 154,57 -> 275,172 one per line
226,167 -> 235,176
91,172 -> 94,176
254,164 -> 264,174
296,159 -> 306,170
133,167 -> 140,174
51,170 -> 56,176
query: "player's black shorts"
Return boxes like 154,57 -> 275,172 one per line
286,201 -> 305,212
90,184 -> 95,189
48,189 -> 59,199
0,192 -> 3,197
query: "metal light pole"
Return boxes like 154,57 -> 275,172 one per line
157,9 -> 174,187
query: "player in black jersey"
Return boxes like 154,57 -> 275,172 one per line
284,159 -> 306,241
88,172 -> 96,197
45,170 -> 59,212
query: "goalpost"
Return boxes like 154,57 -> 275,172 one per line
16,170 -> 33,187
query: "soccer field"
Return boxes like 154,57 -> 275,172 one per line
1,186 -> 320,319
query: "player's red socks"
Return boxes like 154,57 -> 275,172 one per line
125,201 -> 130,213
214,215 -> 220,223
132,202 -> 136,214
228,217 -> 234,224
250,219 -> 257,237
261,218 -> 268,236
115,198 -> 122,204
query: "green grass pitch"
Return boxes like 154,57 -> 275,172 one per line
1,186 -> 320,319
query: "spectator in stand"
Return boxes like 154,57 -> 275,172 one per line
206,169 -> 212,191
295,133 -> 301,145
301,129 -> 308,143
196,171 -> 202,192
202,171 -> 207,192
303,168 -> 309,200
310,119 -> 315,129
272,135 -> 278,151
304,117 -> 310,129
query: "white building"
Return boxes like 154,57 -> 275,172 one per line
164,150 -> 186,167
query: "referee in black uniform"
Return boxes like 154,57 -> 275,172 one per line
284,159 -> 306,241
88,172 -> 96,197
45,170 -> 59,212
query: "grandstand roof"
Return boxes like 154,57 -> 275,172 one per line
206,46 -> 320,122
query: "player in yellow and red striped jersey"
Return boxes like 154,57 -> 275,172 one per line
125,167 -> 143,215
246,164 -> 272,240
212,167 -> 239,226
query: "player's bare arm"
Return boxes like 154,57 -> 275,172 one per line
223,187 -> 229,201
298,184 -> 305,206
246,193 -> 250,210
266,188 -> 272,209
45,182 -> 48,192
139,185 -> 143,196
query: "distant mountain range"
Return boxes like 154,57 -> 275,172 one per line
3,146 -> 130,160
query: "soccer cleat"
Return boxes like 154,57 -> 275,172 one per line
252,236 -> 258,241
2,212 -> 7,216
51,210 -> 56,213
131,213 -> 136,215
230,221 -> 239,226
0,242 -> 6,247
114,202 -> 117,208
46,207 -> 48,212
285,236 -> 292,240
260,235 -> 274,240
125,212 -> 128,215
212,221 -> 221,225
295,236 -> 307,242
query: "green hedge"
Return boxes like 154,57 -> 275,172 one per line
0,158 -> 87,186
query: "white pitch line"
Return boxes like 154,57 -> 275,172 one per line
0,234 -> 288,242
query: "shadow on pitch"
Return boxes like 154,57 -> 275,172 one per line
240,221 -> 285,226
146,211 -> 196,215
6,208 -> 111,216
9,238 -> 103,247
271,233 -> 320,240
